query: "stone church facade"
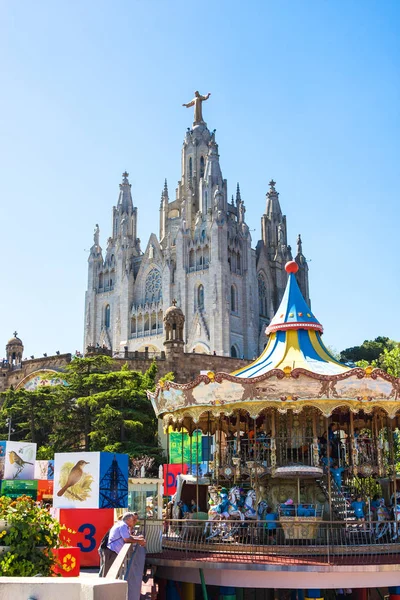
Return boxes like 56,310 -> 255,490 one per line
84,102 -> 309,359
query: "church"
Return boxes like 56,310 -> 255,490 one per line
84,92 -> 309,359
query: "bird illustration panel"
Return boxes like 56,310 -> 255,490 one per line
53,452 -> 100,509
98,453 -> 129,509
0,441 -> 6,479
3,441 -> 37,480
34,460 -> 49,480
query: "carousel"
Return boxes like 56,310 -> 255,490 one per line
148,261 -> 400,547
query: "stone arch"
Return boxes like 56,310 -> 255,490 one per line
230,344 -> 239,358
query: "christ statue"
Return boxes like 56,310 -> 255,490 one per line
182,91 -> 211,125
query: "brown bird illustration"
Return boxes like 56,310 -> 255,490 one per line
57,460 -> 89,497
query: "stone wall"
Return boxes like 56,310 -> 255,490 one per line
0,351 -> 249,392
113,352 -> 250,383
0,354 -> 72,393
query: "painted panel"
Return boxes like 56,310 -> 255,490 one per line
53,452 -> 100,509
3,441 -> 37,480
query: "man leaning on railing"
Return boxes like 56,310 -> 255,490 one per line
103,512 -> 146,576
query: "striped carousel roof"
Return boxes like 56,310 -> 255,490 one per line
232,261 -> 349,378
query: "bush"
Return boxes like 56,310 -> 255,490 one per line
0,495 -> 62,576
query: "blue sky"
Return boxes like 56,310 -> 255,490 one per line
0,0 -> 399,358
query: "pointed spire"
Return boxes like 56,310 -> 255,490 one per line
236,183 -> 241,204
231,195 -> 234,205
160,179 -> 169,208
118,171 -> 134,213
204,135 -> 223,187
265,178 -> 282,222
163,179 -> 169,198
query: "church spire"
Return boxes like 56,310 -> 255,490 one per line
266,179 -> 282,222
163,178 -> 169,199
117,171 -> 134,214
236,183 -> 241,205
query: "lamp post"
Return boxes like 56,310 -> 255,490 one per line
5,416 -> 12,441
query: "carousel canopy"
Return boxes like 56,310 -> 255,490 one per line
232,261 -> 348,378
148,262 -> 399,424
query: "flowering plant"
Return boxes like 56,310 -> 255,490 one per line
0,495 -> 62,576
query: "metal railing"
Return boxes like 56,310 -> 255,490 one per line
144,519 -> 400,565
222,437 -> 316,468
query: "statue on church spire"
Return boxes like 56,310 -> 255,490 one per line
182,91 -> 211,125
297,234 -> 303,255
94,224 -> 100,246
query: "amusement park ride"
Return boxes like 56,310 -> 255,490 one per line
146,261 -> 400,598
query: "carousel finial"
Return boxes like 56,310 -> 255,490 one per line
285,260 -> 299,274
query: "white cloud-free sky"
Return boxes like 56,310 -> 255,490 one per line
0,0 -> 399,358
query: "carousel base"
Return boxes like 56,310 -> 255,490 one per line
152,557 -> 400,590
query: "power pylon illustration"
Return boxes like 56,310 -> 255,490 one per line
99,455 -> 128,508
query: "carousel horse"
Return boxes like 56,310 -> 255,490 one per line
243,489 -> 258,520
205,488 -> 242,540
257,499 -> 268,521
375,498 -> 391,539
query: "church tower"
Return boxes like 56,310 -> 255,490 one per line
256,179 -> 310,350
83,95 -> 309,359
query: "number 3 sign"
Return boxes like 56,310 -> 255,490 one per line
53,508 -> 114,567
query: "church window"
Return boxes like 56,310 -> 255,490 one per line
145,268 -> 162,303
131,317 -> 137,334
144,314 -> 150,332
197,284 -> 204,310
151,311 -> 157,330
189,157 -> 193,181
258,274 -> 268,316
231,285 -> 238,313
105,304 -> 110,328
200,155 -> 205,178
230,345 -> 238,358
237,253 -> 241,273
99,273 -> 103,289
189,249 -> 195,269
158,310 -> 163,332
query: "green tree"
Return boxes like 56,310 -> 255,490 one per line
0,356 -> 170,462
0,387 -> 55,448
340,337 -> 396,364
378,345 -> 400,378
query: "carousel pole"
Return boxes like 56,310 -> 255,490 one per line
312,411 -> 319,467
349,410 -> 355,475
181,427 -> 184,474
196,425 -> 199,514
166,423 -> 170,499
271,410 -> 276,473
189,429 -> 193,475
216,414 -> 222,487
207,412 -> 211,476
325,416 -> 332,520
389,416 -> 397,522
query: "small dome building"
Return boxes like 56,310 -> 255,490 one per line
6,332 -> 24,365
